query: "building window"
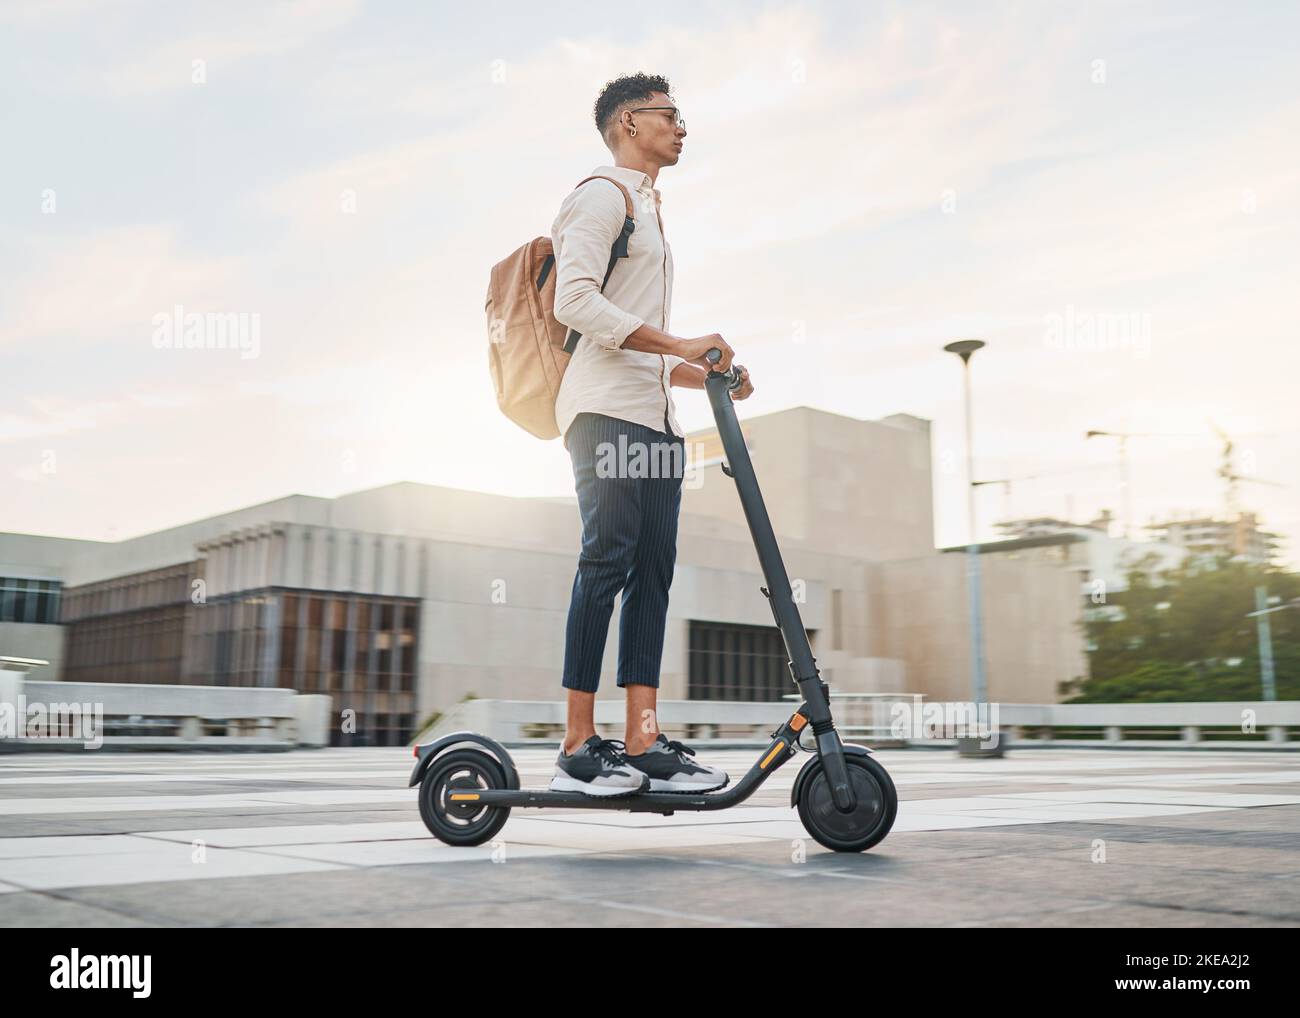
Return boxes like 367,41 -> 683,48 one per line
59,567 -> 419,746
62,563 -> 197,684
688,620 -> 806,701
192,587 -> 419,747
0,577 -> 63,624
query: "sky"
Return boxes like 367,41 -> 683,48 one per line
2,0 -> 1298,565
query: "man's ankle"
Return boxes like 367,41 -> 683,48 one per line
624,733 -> 658,755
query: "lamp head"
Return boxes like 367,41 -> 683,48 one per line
943,339 -> 986,363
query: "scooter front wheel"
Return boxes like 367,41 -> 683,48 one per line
418,749 -> 511,847
795,752 -> 897,852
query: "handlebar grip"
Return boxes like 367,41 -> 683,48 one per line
705,348 -> 744,391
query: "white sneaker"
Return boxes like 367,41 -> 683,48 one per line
622,734 -> 730,793
549,736 -> 650,797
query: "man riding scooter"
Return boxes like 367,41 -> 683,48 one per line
548,72 -> 755,796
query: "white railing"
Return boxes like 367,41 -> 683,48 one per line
411,696 -> 1300,749
412,698 -> 795,747
996,701 -> 1298,747
0,665 -> 331,750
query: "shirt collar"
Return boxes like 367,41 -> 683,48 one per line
592,164 -> 658,198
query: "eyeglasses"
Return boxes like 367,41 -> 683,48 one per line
628,106 -> 686,132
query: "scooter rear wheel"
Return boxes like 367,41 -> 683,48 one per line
796,753 -> 897,852
418,749 -> 511,847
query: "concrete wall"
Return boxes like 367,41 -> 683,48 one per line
0,624 -> 65,679
1,534 -> 107,577
872,554 -> 1086,703
679,407 -> 935,562
1,534 -> 102,681
62,495 -> 333,586
413,547 -> 831,712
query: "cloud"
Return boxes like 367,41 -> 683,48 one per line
0,396 -> 122,443
48,0 -> 363,96
0,386 -> 209,444
0,0 -> 128,26
0,225 -> 243,345
3,2 -> 1298,563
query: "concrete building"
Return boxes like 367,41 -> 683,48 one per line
1147,512 -> 1281,567
0,406 -> 1089,744
0,534 -> 103,680
990,512 -> 1188,595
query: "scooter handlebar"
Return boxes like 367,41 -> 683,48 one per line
705,348 -> 744,391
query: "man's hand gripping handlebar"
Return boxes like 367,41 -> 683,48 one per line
705,347 -> 744,391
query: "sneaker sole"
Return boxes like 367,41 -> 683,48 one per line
647,775 -> 730,794
549,773 -> 651,798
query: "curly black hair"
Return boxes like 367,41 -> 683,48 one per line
593,72 -> 673,144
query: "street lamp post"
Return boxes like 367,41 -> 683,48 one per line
1245,589 -> 1300,702
944,340 -> 989,708
1254,586 -> 1277,702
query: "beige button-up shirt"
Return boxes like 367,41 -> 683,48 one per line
551,164 -> 684,449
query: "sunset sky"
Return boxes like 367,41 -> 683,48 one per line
3,0 -> 1297,565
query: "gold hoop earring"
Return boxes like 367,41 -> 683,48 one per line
629,126 -> 637,137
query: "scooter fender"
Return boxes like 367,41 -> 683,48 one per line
789,742 -> 874,808
408,731 -> 521,790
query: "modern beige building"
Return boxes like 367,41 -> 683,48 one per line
0,406 -> 1088,744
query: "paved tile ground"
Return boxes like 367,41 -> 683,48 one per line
0,746 -> 1297,927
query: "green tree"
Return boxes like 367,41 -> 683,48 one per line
1067,558 -> 1299,702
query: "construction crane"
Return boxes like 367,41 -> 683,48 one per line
1083,429 -> 1201,539
973,463 -> 1114,525
1208,420 -> 1286,518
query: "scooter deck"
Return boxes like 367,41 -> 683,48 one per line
448,740 -> 804,813
450,781 -> 755,813
420,707 -> 821,815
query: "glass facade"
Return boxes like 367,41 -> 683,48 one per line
0,576 -> 63,625
62,563 -> 192,684
188,587 -> 419,747
63,566 -> 419,746
688,620 -> 810,701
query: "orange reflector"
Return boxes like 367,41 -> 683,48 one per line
789,714 -> 808,732
449,793 -> 481,801
760,741 -> 785,768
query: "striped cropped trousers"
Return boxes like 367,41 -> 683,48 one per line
561,411 -> 685,692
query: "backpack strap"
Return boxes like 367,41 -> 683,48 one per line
562,175 -> 637,355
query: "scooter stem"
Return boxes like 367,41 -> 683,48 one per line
702,351 -> 857,813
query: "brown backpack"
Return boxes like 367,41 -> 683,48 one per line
485,175 -> 636,439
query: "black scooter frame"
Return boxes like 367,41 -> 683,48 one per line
410,357 -> 861,816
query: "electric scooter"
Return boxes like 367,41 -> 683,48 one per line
410,350 -> 898,853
